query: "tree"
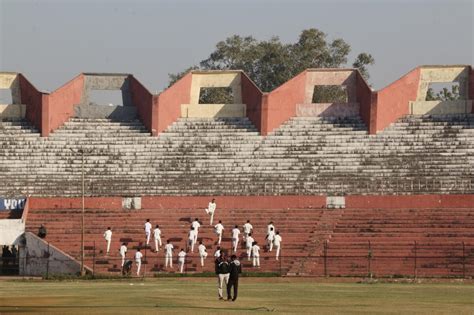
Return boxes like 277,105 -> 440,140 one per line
426,85 -> 461,101
168,28 -> 375,96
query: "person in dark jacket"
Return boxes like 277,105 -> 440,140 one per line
38,224 -> 47,238
214,251 -> 230,300
227,255 -> 242,301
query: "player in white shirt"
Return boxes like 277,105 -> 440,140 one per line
188,227 -> 197,252
245,233 -> 255,261
242,220 -> 253,241
119,242 -> 127,267
205,198 -> 217,225
214,220 -> 224,245
266,227 -> 275,252
231,225 -> 240,253
144,219 -> 152,245
274,231 -> 282,260
267,221 -> 275,235
135,249 -> 143,276
198,241 -> 208,267
191,218 -> 201,239
153,225 -> 162,252
164,240 -> 174,268
214,246 -> 221,258
251,241 -> 260,267
103,227 -> 112,254
178,249 -> 186,273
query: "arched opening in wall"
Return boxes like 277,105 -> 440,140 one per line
88,90 -> 124,106
425,82 -> 463,101
0,89 -> 13,104
199,87 -> 234,104
312,85 -> 348,103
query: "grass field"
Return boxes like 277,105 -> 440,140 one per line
0,278 -> 473,314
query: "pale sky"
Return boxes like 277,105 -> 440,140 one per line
0,0 -> 473,94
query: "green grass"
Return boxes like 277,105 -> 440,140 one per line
0,278 -> 473,314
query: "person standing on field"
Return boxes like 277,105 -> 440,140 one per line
227,255 -> 242,301
205,198 -> 217,225
178,248 -> 186,273
245,233 -> 254,261
103,227 -> 112,255
266,227 -> 275,252
242,220 -> 253,241
153,225 -> 162,252
274,231 -> 282,260
164,240 -> 174,268
252,241 -> 260,268
135,248 -> 143,276
214,220 -> 224,245
198,241 -> 208,267
144,219 -> 152,245
119,242 -> 127,267
215,251 -> 230,300
231,225 -> 240,253
188,227 -> 197,252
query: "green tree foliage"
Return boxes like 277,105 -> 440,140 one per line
168,28 -> 375,102
426,85 -> 461,101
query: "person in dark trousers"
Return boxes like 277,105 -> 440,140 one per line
38,224 -> 47,238
227,254 -> 242,301
215,251 -> 230,300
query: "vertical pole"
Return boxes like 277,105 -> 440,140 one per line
144,244 -> 147,278
323,241 -> 328,277
414,241 -> 417,279
46,242 -> 50,279
93,241 -> 96,278
81,149 -> 85,276
462,242 -> 465,279
368,240 -> 372,278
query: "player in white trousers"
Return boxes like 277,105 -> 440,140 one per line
191,218 -> 201,239
252,241 -> 260,267
178,249 -> 186,273
231,225 -> 240,253
242,220 -> 253,241
214,246 -> 221,258
266,227 -> 275,252
245,233 -> 254,261
214,220 -> 224,245
274,231 -> 282,260
188,227 -> 197,252
153,225 -> 162,252
103,227 -> 112,255
135,249 -> 143,276
198,241 -> 208,267
267,221 -> 275,235
164,240 -> 174,268
144,219 -> 152,245
119,242 -> 127,267
205,198 -> 217,225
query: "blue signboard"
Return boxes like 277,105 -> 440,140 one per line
0,198 -> 26,210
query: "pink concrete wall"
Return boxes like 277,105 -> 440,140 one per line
153,73 -> 192,135
346,194 -> 474,209
373,68 -> 421,132
262,71 -> 306,135
241,73 -> 263,131
44,74 -> 85,136
129,76 -> 153,133
19,74 -> 45,134
355,72 -> 376,133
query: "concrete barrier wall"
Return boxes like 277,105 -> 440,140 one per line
0,219 -> 25,245
0,73 -> 21,104
189,72 -> 242,104
417,66 -> 470,101
181,103 -> 246,118
409,100 -> 473,115
0,104 -> 26,118
83,74 -> 132,106
296,103 -> 359,117
304,69 -> 357,103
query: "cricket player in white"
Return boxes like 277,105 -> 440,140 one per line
245,233 -> 255,261
205,198 -> 217,225
242,220 -> 253,241
198,241 -> 208,267
188,227 -> 197,252
103,227 -> 112,254
231,225 -> 240,253
266,227 -> 275,252
135,249 -> 143,276
214,246 -> 221,258
267,221 -> 275,235
153,225 -> 162,252
144,219 -> 152,245
165,240 -> 174,268
214,220 -> 224,245
119,242 -> 127,267
274,231 -> 282,260
191,218 -> 201,239
252,241 -> 260,267
178,249 -> 186,273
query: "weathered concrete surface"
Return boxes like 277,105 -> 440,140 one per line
296,103 -> 359,117
417,66 -> 470,101
181,103 -> 246,118
189,71 -> 242,104
83,74 -> 132,106
0,219 -> 25,245
304,69 -> 357,103
0,104 -> 26,118
409,100 -> 473,115
74,104 -> 138,121
19,232 -> 87,276
0,72 -> 21,104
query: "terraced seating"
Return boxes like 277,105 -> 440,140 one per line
0,114 -> 473,197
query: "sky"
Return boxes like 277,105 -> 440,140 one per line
0,0 -> 473,94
